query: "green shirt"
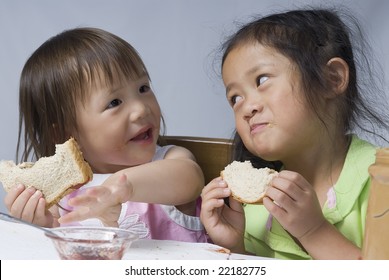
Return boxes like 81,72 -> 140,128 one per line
243,135 -> 377,259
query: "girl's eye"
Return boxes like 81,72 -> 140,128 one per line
107,99 -> 122,109
256,75 -> 269,86
139,84 -> 151,94
229,95 -> 243,106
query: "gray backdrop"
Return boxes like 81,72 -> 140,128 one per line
1,0 -> 388,212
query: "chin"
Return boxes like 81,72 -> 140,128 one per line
138,148 -> 156,164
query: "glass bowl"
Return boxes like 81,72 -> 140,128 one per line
45,226 -> 139,260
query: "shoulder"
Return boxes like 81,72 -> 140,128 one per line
339,134 -> 376,185
348,135 -> 377,154
345,135 -> 377,168
154,145 -> 196,161
327,134 -> 376,220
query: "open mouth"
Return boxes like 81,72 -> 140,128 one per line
131,128 -> 152,141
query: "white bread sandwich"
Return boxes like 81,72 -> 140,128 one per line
0,138 -> 93,209
221,160 -> 278,204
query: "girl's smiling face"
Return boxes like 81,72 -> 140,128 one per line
73,75 -> 161,173
222,43 -> 324,163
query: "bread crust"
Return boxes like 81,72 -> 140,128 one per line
45,138 -> 93,208
67,138 -> 93,184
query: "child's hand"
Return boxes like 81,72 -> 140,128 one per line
200,177 -> 246,253
263,170 -> 325,240
4,184 -> 54,227
58,174 -> 131,227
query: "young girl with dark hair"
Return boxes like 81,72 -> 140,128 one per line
201,8 -> 389,259
5,27 -> 207,242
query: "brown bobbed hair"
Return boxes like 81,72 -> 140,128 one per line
17,27 -> 156,162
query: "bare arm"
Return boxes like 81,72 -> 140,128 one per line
107,145 -> 204,205
296,220 -> 361,259
58,146 -> 204,225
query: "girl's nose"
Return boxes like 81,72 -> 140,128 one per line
129,99 -> 149,122
243,94 -> 263,119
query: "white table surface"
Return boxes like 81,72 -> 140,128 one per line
0,219 -> 265,260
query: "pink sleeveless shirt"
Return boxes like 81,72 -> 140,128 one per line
58,145 -> 208,243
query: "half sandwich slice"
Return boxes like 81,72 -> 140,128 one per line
221,160 -> 278,204
0,138 -> 93,209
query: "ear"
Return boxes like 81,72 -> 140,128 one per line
325,57 -> 349,97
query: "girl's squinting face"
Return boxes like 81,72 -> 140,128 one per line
222,43 -> 321,162
74,75 -> 161,173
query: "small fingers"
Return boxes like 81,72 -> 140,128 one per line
201,179 -> 230,204
58,206 -> 91,224
270,176 -> 301,202
201,179 -> 229,214
78,186 -> 110,198
201,177 -> 221,196
265,185 -> 294,211
263,196 -> 287,220
201,194 -> 225,215
4,184 -> 26,210
276,170 -> 311,192
32,198 -> 49,225
21,189 -> 43,222
67,194 -> 97,207
8,187 -> 38,218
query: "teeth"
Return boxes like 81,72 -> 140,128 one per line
132,130 -> 150,141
